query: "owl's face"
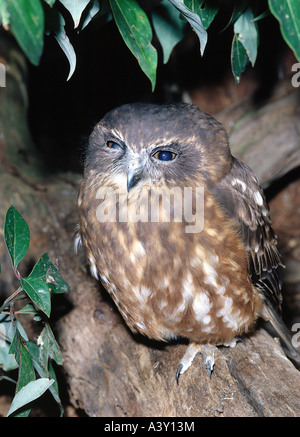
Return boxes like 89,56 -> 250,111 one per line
85,103 -> 232,191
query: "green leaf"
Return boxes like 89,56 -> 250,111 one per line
27,341 -> 64,415
16,303 -> 38,315
43,0 -> 56,6
233,7 -> 258,66
59,0 -> 90,28
0,1 -> 9,28
0,314 -> 12,342
184,0 -> 219,30
28,253 -> 69,294
0,346 -> 19,371
38,323 -> 63,367
26,341 -> 47,376
54,12 -> 77,81
9,331 -> 35,389
152,0 -> 186,64
0,314 -> 29,343
268,0 -> 300,61
48,362 -> 60,400
6,378 -> 54,417
223,0 -> 248,31
0,315 -> 29,344
9,330 -> 36,416
7,0 -> 45,66
0,375 -> 17,384
231,33 -> 249,84
252,10 -> 270,22
15,320 -> 29,342
109,0 -> 158,91
20,277 -> 51,317
48,361 -> 63,415
81,0 -> 100,30
168,0 -> 207,55
4,206 -> 30,270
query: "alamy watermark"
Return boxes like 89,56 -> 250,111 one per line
292,323 -> 300,348
291,63 -> 300,88
95,185 -> 204,233
0,63 -> 6,88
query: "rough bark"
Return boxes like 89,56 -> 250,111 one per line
216,80 -> 300,189
0,35 -> 300,417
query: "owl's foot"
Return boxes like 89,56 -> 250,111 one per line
176,343 -> 216,384
203,345 -> 215,379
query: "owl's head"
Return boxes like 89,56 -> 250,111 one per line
85,103 -> 232,191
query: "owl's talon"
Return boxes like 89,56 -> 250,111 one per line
176,364 -> 183,385
176,343 -> 203,384
200,344 -> 216,378
176,345 -> 216,383
205,355 -> 215,379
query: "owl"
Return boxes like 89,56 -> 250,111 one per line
76,102 -> 300,381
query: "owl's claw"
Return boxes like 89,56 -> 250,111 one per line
176,343 -> 202,384
176,343 -> 204,384
176,363 -> 183,385
176,343 -> 217,384
204,354 -> 215,379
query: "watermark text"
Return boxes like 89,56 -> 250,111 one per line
95,186 -> 204,233
291,63 -> 300,88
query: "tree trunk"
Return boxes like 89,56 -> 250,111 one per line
0,34 -> 300,417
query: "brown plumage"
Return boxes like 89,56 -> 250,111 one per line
76,103 -> 300,380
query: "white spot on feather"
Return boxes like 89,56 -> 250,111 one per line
100,274 -> 110,286
181,271 -> 194,300
132,285 -> 151,303
203,315 -> 211,325
217,296 -> 248,331
232,178 -> 246,192
254,191 -> 263,206
203,261 -> 217,278
217,296 -> 233,319
74,233 -> 82,253
133,240 -> 146,257
217,286 -> 226,295
160,299 -> 168,309
136,321 -> 146,331
192,293 -> 212,322
203,261 -> 218,288
88,255 -> 98,279
175,300 -> 187,315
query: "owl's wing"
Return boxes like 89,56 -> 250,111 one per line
211,157 -> 283,310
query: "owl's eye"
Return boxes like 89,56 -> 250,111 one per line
107,141 -> 123,151
153,151 -> 177,161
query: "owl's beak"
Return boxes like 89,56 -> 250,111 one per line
127,164 -> 144,192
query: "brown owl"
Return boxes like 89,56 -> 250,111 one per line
76,103 -> 300,381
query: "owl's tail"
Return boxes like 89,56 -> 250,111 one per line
262,299 -> 300,369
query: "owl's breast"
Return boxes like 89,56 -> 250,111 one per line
79,181 -> 262,343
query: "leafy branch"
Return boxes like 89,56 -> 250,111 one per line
0,206 -> 69,417
0,0 -> 299,86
